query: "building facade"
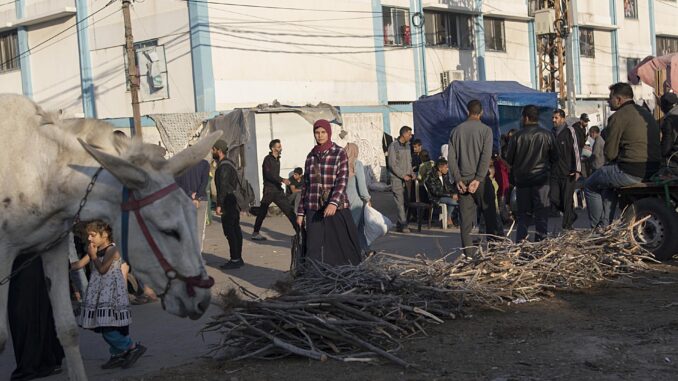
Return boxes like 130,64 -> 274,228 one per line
0,0 -> 676,134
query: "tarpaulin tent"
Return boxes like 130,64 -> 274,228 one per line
413,81 -> 558,158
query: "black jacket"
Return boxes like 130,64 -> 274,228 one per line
425,169 -> 455,201
215,159 -> 238,209
262,153 -> 283,194
661,113 -> 678,158
572,121 -> 587,151
505,124 -> 559,187
552,125 -> 581,179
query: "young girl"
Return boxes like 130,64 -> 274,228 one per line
72,220 -> 145,369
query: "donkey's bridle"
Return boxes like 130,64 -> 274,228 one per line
121,183 -> 214,297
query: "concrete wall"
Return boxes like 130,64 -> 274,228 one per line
655,0 -> 678,37
209,0 -> 380,110
27,16 -> 83,115
578,29 -> 614,98
0,70 -> 23,95
485,20 -> 532,86
87,0 -> 195,118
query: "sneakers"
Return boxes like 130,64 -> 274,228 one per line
101,353 -> 127,369
251,232 -> 267,241
219,259 -> 245,269
121,343 -> 147,369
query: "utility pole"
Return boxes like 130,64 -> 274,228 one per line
536,0 -> 568,109
564,0 -> 577,116
122,0 -> 142,138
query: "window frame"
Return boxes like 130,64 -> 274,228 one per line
624,0 -> 638,19
657,35 -> 678,56
483,17 -> 505,52
423,10 -> 473,50
0,30 -> 20,73
382,6 -> 411,47
579,28 -> 595,58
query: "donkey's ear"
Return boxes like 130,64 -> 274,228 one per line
79,138 -> 149,189
165,131 -> 222,177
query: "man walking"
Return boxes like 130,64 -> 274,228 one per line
550,109 -> 581,230
448,100 -> 499,254
175,158 -> 210,252
388,126 -> 414,232
252,139 -> 298,241
213,140 -> 244,269
505,105 -> 559,242
585,83 -> 661,227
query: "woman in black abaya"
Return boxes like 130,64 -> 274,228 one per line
8,254 -> 64,381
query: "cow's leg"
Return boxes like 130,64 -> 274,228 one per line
0,246 -> 18,353
42,242 -> 87,381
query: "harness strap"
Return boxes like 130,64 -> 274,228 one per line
121,187 -> 130,263
121,183 -> 179,211
122,182 -> 214,297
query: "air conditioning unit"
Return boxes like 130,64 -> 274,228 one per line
440,70 -> 464,90
534,8 -> 556,35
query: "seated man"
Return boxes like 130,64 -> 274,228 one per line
425,158 -> 458,227
286,167 -> 303,212
584,83 -> 661,227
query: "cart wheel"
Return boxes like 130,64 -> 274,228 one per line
623,197 -> 678,261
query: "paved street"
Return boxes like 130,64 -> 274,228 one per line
0,191 -> 589,380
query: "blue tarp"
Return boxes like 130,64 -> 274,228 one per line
413,81 -> 558,159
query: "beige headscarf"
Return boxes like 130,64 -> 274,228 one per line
344,143 -> 359,178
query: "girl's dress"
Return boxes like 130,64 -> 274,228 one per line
79,244 -> 131,329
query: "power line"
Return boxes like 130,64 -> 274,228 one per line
178,0 -> 381,14
0,0 -> 116,68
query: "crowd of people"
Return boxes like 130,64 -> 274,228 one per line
7,81 -> 677,380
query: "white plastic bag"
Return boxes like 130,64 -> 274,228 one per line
363,205 -> 394,246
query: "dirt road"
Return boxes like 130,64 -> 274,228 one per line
132,262 -> 678,381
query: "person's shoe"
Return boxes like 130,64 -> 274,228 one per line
400,226 -> 411,233
219,260 -> 245,269
121,343 -> 147,369
101,353 -> 127,369
251,232 -> 267,241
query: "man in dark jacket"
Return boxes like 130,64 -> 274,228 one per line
572,113 -> 589,151
251,139 -> 297,241
550,109 -> 581,230
425,158 -> 458,226
660,92 -> 678,159
584,83 -> 662,227
213,140 -> 244,269
505,105 -> 559,242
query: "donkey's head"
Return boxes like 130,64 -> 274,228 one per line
80,131 -> 222,319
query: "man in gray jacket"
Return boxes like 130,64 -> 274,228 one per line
388,126 -> 414,232
448,100 -> 499,254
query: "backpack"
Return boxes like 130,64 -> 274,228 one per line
219,159 -> 255,210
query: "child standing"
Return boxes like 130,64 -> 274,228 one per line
76,220 -> 146,369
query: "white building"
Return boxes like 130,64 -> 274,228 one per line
0,0 -> 676,135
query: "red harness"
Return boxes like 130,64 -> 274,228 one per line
121,183 -> 215,297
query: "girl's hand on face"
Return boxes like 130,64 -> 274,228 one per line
87,241 -> 97,257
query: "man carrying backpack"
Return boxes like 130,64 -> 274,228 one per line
212,140 -> 244,269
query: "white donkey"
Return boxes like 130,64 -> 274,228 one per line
0,94 -> 221,380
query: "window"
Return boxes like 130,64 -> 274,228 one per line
626,57 -> 640,77
579,28 -> 595,58
124,39 -> 169,101
382,7 -> 411,46
0,31 -> 20,73
657,36 -> 678,56
424,11 -> 473,49
484,18 -> 505,52
528,0 -> 551,17
624,0 -> 637,19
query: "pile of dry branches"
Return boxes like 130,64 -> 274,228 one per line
203,221 -> 654,366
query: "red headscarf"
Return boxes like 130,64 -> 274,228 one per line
311,119 -> 333,154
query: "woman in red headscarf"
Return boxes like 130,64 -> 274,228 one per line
295,120 -> 361,265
